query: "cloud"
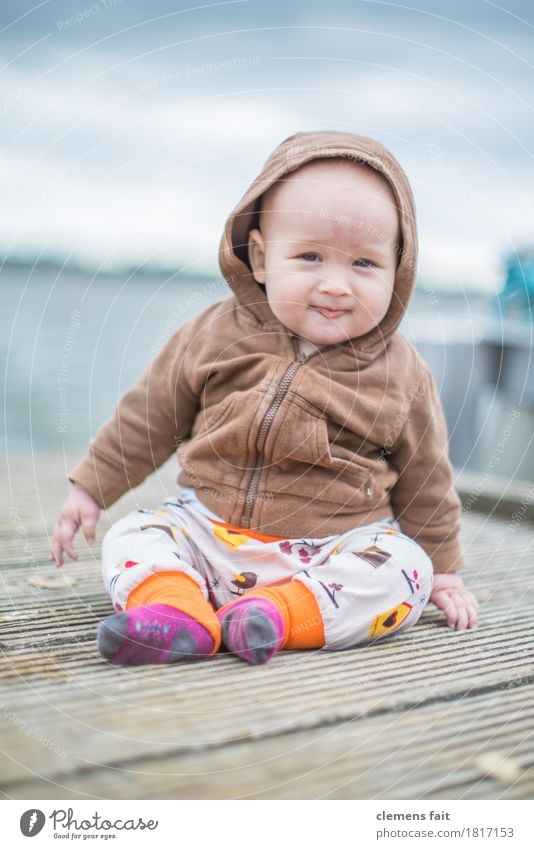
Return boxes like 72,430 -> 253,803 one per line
0,1 -> 532,289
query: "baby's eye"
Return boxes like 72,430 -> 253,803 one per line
300,252 -> 320,261
353,258 -> 375,268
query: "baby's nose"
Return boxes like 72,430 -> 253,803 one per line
317,274 -> 352,296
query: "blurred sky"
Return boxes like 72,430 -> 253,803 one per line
1,0 -> 533,291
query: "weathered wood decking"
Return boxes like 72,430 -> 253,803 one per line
1,454 -> 533,799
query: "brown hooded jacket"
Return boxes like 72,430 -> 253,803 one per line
68,131 -> 464,573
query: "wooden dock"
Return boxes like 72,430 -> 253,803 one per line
1,453 -> 533,800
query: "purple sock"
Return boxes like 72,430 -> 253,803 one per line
217,597 -> 286,665
97,604 -> 215,666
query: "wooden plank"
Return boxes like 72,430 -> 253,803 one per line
3,684 -> 532,800
1,453 -> 533,800
1,606 -> 533,790
456,470 -> 534,523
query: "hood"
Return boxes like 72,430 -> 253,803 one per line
218,130 -> 418,356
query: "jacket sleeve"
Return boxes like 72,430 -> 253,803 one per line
67,324 -> 199,509
388,363 -> 465,573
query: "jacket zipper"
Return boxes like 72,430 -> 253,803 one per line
239,345 -> 322,527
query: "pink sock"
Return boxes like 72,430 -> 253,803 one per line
98,604 -> 215,666
217,597 -> 286,665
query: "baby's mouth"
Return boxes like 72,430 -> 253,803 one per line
311,305 -> 349,319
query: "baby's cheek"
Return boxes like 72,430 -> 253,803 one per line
368,291 -> 392,324
268,300 -> 300,331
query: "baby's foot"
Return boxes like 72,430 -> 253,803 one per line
217,597 -> 285,665
98,604 -> 215,665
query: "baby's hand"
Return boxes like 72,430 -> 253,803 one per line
49,484 -> 101,566
429,572 -> 480,631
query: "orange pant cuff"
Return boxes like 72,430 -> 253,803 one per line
126,571 -> 221,654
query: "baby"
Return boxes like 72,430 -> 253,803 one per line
50,130 -> 479,666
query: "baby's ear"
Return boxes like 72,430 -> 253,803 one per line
248,228 -> 266,283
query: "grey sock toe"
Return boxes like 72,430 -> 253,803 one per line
97,613 -> 129,660
245,607 -> 278,664
167,627 -> 198,662
221,605 -> 280,664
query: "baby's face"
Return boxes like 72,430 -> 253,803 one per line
248,159 -> 400,348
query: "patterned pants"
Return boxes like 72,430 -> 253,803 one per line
101,492 -> 433,651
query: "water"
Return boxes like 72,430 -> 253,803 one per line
2,268 -> 230,453
1,266 -> 497,458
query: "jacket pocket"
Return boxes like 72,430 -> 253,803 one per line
269,397 -> 372,491
190,394 -> 238,439
177,394 -> 238,468
315,418 -> 371,487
